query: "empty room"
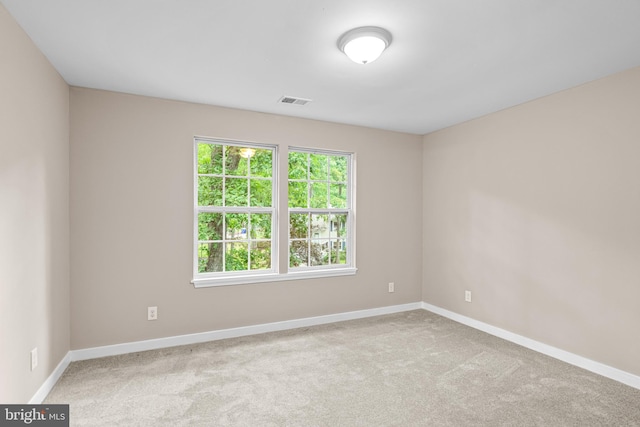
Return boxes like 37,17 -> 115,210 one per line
1,0 -> 639,425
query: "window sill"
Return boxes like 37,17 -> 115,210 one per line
192,267 -> 358,288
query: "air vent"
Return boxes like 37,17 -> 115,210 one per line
278,95 -> 312,106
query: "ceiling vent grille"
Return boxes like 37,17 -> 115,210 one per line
278,96 -> 312,106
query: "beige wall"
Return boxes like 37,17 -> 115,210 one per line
423,67 -> 640,376
69,88 -> 423,349
0,5 -> 70,402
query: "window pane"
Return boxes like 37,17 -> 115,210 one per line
335,214 -> 347,238
289,240 -> 308,267
310,182 -> 328,209
332,240 -> 347,265
198,176 -> 222,206
288,181 -> 308,208
250,149 -> 273,178
198,242 -> 222,273
330,155 -> 347,182
250,241 -> 271,270
225,177 -> 248,207
225,213 -> 248,240
289,213 -> 309,239
328,215 -> 337,239
198,213 -> 223,241
288,151 -> 307,180
225,146 -> 249,176
330,183 -> 347,208
250,213 -> 272,239
311,214 -> 329,238
226,242 -> 248,271
198,143 -> 223,175
310,239 -> 329,266
310,154 -> 328,180
250,179 -> 272,207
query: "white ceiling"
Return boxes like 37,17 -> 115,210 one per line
3,0 -> 640,135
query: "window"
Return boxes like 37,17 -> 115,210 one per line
288,149 -> 352,270
193,138 -> 355,287
194,139 -> 276,279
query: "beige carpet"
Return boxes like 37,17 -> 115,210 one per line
45,310 -> 640,426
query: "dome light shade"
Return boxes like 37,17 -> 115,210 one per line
338,26 -> 392,64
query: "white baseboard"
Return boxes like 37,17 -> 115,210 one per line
70,302 -> 423,362
32,302 -> 420,402
32,300 -> 638,403
29,352 -> 71,404
421,302 -> 640,390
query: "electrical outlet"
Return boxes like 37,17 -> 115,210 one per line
388,282 -> 395,293
465,290 -> 472,302
148,306 -> 158,320
30,348 -> 38,371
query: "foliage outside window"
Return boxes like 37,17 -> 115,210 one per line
195,139 -> 275,277
288,149 -> 352,270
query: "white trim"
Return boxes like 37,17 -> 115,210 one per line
287,148 -> 355,272
29,352 -> 71,404
193,137 -> 279,281
192,267 -> 357,287
70,302 -> 421,361
32,300 -> 640,403
287,146 -> 353,157
421,302 -> 640,390
285,267 -> 358,280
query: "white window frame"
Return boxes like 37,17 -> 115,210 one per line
192,137 -> 278,286
192,138 -> 357,288
287,147 -> 356,272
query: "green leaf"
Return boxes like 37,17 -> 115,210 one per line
225,178 -> 248,207
250,179 -> 272,207
250,149 -> 273,178
329,155 -> 347,182
198,176 -> 222,206
197,143 -> 223,174
198,212 -> 222,240
250,213 -> 272,239
288,152 -> 307,180
225,242 -> 248,271
310,154 -> 328,180
310,182 -> 328,208
288,181 -> 308,208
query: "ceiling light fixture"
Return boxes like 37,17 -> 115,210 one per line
338,26 -> 392,64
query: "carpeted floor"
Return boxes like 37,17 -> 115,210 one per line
45,310 -> 640,426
